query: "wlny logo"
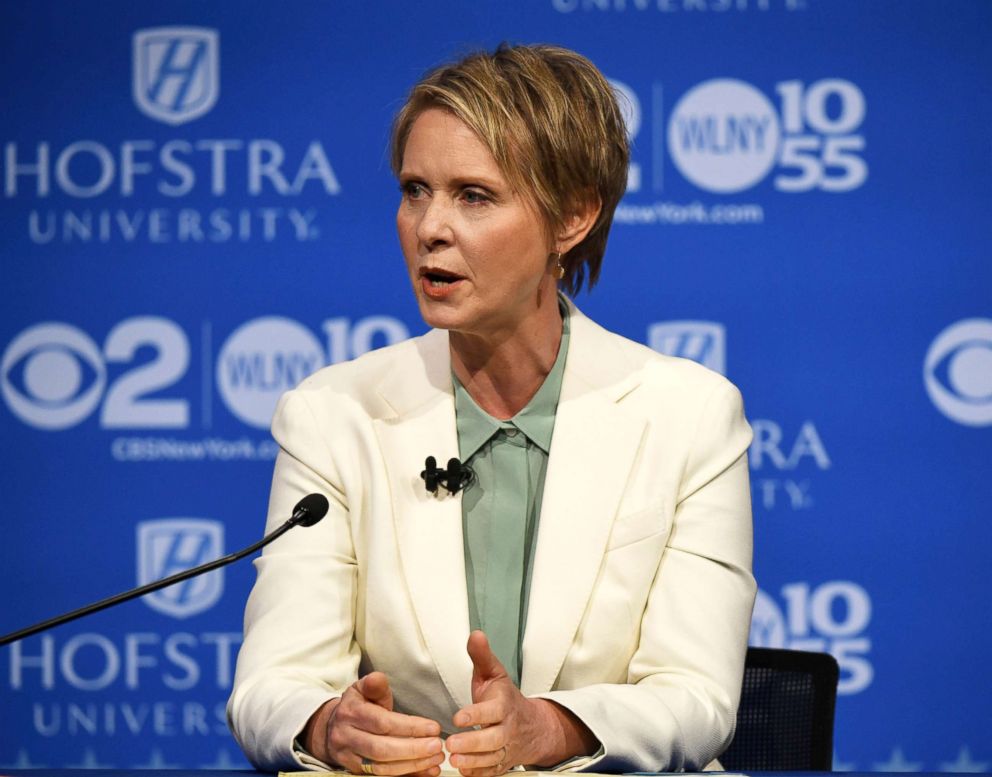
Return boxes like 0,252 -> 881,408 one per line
751,581 -> 872,694
614,76 -> 867,195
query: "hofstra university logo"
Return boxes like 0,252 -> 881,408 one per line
132,27 -> 219,125
647,320 -> 726,375
137,519 -> 224,618
8,26 -> 339,246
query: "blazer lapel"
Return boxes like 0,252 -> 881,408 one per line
521,304 -> 646,695
373,330 -> 474,710
371,309 -> 646,702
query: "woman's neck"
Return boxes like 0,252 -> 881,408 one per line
449,297 -> 564,421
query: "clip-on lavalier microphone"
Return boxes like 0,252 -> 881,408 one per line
421,456 -> 475,495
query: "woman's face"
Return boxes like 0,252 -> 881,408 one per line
396,108 -> 557,338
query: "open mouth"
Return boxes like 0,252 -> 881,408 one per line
420,268 -> 464,287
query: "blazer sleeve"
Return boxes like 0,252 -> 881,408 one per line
226,388 -> 360,772
534,378 -> 756,773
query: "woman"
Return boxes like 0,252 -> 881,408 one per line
228,44 -> 755,775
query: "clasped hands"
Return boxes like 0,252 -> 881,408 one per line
302,630 -> 594,777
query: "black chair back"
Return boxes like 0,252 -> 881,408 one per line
720,647 -> 839,771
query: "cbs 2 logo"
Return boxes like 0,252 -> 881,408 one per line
774,80 -> 867,192
1,318 -> 189,430
1,316 -> 406,430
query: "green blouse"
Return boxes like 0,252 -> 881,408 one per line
453,304 -> 570,686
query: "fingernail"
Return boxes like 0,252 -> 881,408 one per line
430,738 -> 443,753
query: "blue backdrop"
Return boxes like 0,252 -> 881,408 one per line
2,0 -> 990,771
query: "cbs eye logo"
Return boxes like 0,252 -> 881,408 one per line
924,318 -> 992,427
1,318 -> 189,430
1,323 -> 108,430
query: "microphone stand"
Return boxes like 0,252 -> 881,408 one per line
0,494 -> 328,647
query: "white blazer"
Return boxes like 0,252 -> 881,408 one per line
228,301 -> 756,773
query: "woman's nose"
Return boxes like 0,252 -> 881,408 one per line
416,197 -> 454,249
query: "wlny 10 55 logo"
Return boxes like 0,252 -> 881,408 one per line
751,580 -> 873,694
610,76 -> 867,225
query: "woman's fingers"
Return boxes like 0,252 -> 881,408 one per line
446,721 -> 503,755
340,682 -> 441,738
407,768 -> 443,777
327,677 -> 444,774
348,729 -> 444,764
354,751 -> 445,777
457,767 -> 507,777
347,700 -> 442,738
356,671 -> 394,711
449,747 -> 506,772
450,633 -> 531,776
451,697 -> 506,731
448,725 -> 508,777
329,718 -> 442,772
465,631 -> 508,686
453,749 -> 511,777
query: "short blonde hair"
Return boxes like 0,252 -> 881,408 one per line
390,44 -> 629,295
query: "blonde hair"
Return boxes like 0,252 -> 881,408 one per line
390,43 -> 629,295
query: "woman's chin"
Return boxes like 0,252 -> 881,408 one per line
416,297 -> 465,332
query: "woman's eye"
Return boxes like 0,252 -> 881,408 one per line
462,189 -> 490,205
402,182 -> 426,199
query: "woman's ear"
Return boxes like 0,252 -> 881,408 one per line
556,194 -> 602,254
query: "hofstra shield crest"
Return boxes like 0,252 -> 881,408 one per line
137,518 -> 224,618
647,320 -> 727,375
132,27 -> 219,125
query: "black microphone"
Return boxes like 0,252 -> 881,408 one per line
421,456 -> 474,495
444,457 -> 474,494
0,493 -> 330,647
422,455 -> 443,494
290,493 -> 329,526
